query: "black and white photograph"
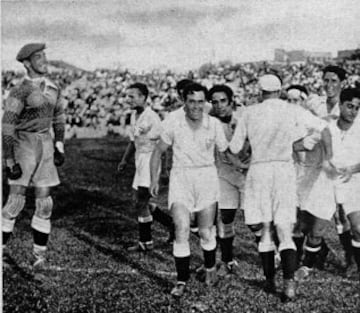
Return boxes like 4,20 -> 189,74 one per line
1,0 -> 360,312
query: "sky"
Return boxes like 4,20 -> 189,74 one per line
1,0 -> 360,72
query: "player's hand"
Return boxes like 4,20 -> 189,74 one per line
54,147 -> 65,166
6,163 -> 23,180
117,161 -> 127,172
150,181 -> 159,197
302,136 -> 319,150
338,167 -> 353,183
322,160 -> 339,179
54,141 -> 65,167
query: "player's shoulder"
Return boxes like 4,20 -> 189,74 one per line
45,77 -> 60,91
7,78 -> 32,99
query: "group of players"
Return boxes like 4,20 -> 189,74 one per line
2,43 -> 360,302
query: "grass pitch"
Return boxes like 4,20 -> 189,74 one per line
3,137 -> 360,313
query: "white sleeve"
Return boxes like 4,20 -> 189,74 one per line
229,110 -> 247,154
296,106 -> 327,132
147,112 -> 162,140
160,118 -> 174,146
214,119 -> 228,152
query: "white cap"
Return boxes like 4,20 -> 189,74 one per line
259,74 -> 282,92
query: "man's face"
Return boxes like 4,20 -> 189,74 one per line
287,89 -> 302,106
125,88 -> 145,108
323,72 -> 342,99
210,91 -> 232,117
29,50 -> 47,74
184,91 -> 205,121
340,97 -> 360,123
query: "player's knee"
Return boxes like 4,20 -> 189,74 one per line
2,194 -> 26,220
34,197 -> 53,219
174,221 -> 190,242
137,187 -> 151,202
351,224 -> 360,240
248,223 -> 263,233
31,197 -> 53,234
218,220 -> 235,239
199,226 -> 216,251
220,209 -> 236,225
173,241 -> 190,257
306,235 -> 322,247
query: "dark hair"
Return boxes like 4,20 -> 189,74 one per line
128,83 -> 149,100
176,79 -> 193,96
286,84 -> 308,96
183,82 -> 208,101
340,88 -> 360,103
208,85 -> 234,102
323,66 -> 347,82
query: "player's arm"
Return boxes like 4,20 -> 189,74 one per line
150,139 -> 170,197
2,87 -> 24,179
53,90 -> 66,166
228,111 -> 247,154
118,141 -> 136,172
337,162 -> 360,183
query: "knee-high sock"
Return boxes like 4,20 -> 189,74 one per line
138,216 -> 153,243
280,249 -> 297,279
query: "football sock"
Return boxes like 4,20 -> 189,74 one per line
293,236 -> 305,266
302,242 -> 321,268
260,251 -> 275,281
219,236 -> 234,263
33,229 -> 48,246
203,248 -> 216,269
351,239 -> 360,271
280,249 -> 297,279
138,217 -> 152,243
3,232 -> 11,245
175,256 -> 190,282
339,231 -> 353,264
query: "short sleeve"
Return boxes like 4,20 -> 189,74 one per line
214,118 -> 228,152
295,105 -> 327,132
160,118 -> 174,146
229,109 -> 247,154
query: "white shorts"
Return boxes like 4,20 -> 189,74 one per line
335,175 -> 360,216
168,166 -> 219,213
243,162 -> 297,225
132,152 -> 153,190
218,177 -> 242,209
297,165 -> 336,221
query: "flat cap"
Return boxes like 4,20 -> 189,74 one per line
259,74 -> 282,92
16,43 -> 46,62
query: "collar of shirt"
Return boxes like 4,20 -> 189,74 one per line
24,75 -> 58,91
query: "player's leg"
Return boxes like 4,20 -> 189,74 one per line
170,202 -> 191,297
296,211 -> 328,279
2,185 -> 27,263
255,222 -> 277,292
198,203 -> 218,286
31,186 -> 53,268
348,211 -> 360,277
217,178 -> 239,276
149,202 -> 175,243
335,204 -> 353,268
217,208 -> 237,276
292,206 -> 305,268
128,186 -> 153,251
276,223 -> 297,300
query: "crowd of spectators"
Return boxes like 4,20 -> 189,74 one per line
2,59 -> 360,139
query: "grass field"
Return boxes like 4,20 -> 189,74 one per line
3,137 -> 360,313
